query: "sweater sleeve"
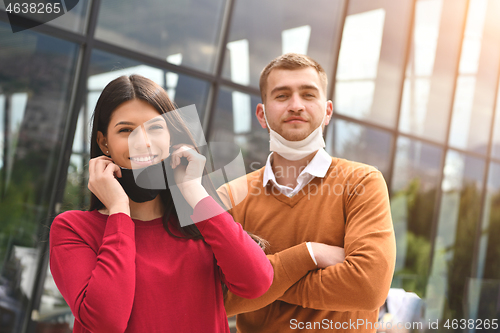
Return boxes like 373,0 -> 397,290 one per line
192,196 -> 273,300
277,171 -> 396,311
224,242 -> 317,316
217,181 -> 318,315
49,212 -> 136,333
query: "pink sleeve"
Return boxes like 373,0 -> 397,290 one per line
192,196 -> 273,299
49,212 -> 136,333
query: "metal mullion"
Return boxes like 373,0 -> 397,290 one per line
218,77 -> 260,96
490,156 -> 500,164
426,0 -> 471,283
387,0 -> 417,195
23,1 -> 102,332
1,94 -> 9,199
328,0 -> 350,102
203,0 -> 236,138
327,0 -> 350,153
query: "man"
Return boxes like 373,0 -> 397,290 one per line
218,53 -> 396,333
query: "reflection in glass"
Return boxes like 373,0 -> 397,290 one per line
399,0 -> 443,139
426,151 -> 485,323
390,137 -> 442,298
95,0 -> 225,73
46,0 -> 90,34
327,118 -> 392,178
223,0 -> 344,88
209,87 -> 267,174
88,50 -> 210,120
335,0 -> 414,128
335,9 -> 385,122
448,0 -> 500,154
471,162 -> 500,321
0,22 -> 78,333
477,162 -> 500,281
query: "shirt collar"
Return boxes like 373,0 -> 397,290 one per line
263,148 -> 332,187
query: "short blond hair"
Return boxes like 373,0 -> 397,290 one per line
259,53 -> 328,102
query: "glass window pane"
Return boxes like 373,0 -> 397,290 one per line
448,0 -> 500,154
208,87 -> 267,173
390,137 -> 442,297
327,118 -> 392,178
469,162 -> 500,320
0,22 -> 79,333
399,0 -> 464,143
426,151 -> 485,322
477,162 -> 500,281
335,0 -> 414,128
88,50 -> 211,121
222,0 -> 344,89
95,0 -> 226,73
48,0 -> 90,34
0,0 -> 90,34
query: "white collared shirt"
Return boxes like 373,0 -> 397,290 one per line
262,148 -> 332,265
263,148 -> 332,197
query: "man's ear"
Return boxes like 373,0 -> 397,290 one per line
256,103 -> 267,129
324,100 -> 333,126
96,131 -> 108,155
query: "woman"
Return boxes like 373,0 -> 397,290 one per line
49,75 -> 273,333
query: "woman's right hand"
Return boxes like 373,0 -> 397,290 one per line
88,156 -> 130,216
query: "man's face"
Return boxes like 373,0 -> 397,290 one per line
257,67 -> 332,141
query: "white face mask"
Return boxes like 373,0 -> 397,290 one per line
262,103 -> 327,161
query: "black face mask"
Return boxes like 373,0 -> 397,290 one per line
116,157 -> 171,203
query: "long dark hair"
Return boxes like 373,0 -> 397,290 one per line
89,74 -> 220,239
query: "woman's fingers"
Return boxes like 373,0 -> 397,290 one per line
170,145 -> 204,169
104,161 -> 122,179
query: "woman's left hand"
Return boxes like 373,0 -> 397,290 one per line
170,144 -> 209,208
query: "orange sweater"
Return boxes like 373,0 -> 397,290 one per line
218,157 -> 396,333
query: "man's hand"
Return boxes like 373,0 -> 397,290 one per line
309,242 -> 345,269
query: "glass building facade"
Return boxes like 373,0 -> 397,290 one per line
1,0 -> 500,331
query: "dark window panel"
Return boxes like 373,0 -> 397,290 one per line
427,151 -> 486,322
0,21 -> 79,333
95,0 -> 226,73
327,118 -> 393,179
88,49 -> 210,120
209,86 -> 267,174
390,137 -> 443,297
471,162 -> 500,321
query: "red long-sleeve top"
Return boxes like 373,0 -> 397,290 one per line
49,196 -> 273,333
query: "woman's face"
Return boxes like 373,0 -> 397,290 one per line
98,99 -> 171,169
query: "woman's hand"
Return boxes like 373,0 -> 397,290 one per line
170,144 -> 209,208
88,156 -> 130,216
